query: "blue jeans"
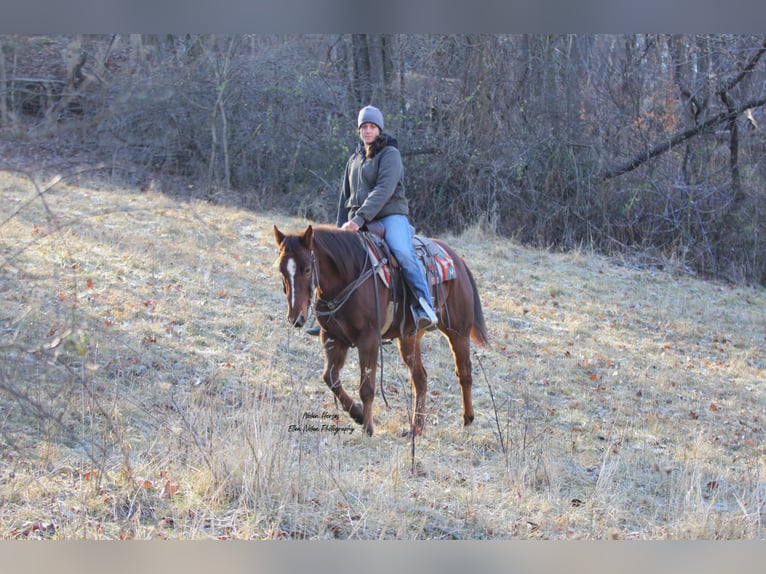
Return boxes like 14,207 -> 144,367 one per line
378,214 -> 434,308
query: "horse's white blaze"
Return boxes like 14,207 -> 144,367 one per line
286,257 -> 297,309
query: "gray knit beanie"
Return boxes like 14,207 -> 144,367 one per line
357,105 -> 384,131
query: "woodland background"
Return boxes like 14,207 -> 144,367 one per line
2,33 -> 766,285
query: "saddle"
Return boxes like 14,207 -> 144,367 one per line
361,221 -> 455,289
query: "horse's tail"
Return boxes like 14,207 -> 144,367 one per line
465,264 -> 490,347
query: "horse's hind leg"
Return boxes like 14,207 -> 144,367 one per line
397,333 -> 428,435
446,331 -> 475,426
321,334 -> 363,427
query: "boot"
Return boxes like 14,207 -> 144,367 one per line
410,297 -> 438,334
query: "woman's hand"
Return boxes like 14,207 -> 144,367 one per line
341,220 -> 360,232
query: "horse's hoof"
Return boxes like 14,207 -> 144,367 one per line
349,404 -> 364,425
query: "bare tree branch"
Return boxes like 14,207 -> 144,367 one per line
722,38 -> 766,93
600,95 -> 766,180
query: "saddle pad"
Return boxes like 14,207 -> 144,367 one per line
430,248 -> 456,283
414,236 -> 455,285
362,233 -> 391,287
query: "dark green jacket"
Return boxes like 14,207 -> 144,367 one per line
336,135 -> 409,228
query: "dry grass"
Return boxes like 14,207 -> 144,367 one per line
0,167 -> 764,540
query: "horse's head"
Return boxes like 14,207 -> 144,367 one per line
273,225 -> 314,328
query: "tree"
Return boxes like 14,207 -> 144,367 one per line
350,34 -> 396,105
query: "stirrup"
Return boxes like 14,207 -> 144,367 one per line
418,297 -> 438,324
409,302 -> 437,335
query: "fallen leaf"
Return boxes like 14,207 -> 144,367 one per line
163,479 -> 179,499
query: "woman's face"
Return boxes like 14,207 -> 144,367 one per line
359,122 -> 380,145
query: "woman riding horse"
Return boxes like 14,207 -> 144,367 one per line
337,105 -> 438,332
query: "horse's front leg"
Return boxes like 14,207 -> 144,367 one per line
321,332 -> 363,426
356,334 -> 380,436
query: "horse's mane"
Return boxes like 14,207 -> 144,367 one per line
311,225 -> 367,278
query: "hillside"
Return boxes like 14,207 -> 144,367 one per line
0,166 -> 764,539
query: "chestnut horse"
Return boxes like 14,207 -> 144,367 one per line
273,224 -> 489,436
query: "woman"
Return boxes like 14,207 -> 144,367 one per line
335,105 -> 437,333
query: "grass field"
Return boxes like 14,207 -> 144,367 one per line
1,166 -> 764,539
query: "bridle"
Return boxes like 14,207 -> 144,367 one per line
313,245 -> 376,317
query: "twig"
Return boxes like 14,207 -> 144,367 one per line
393,370 -> 418,475
474,350 -> 506,455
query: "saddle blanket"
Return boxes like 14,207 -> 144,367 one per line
414,236 -> 456,285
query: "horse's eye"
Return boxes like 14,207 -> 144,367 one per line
303,267 -> 311,276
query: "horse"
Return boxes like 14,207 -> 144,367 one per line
273,224 -> 489,436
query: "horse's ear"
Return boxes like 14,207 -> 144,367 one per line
273,225 -> 286,246
301,225 -> 314,248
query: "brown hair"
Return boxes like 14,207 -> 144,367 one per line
365,134 -> 387,159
